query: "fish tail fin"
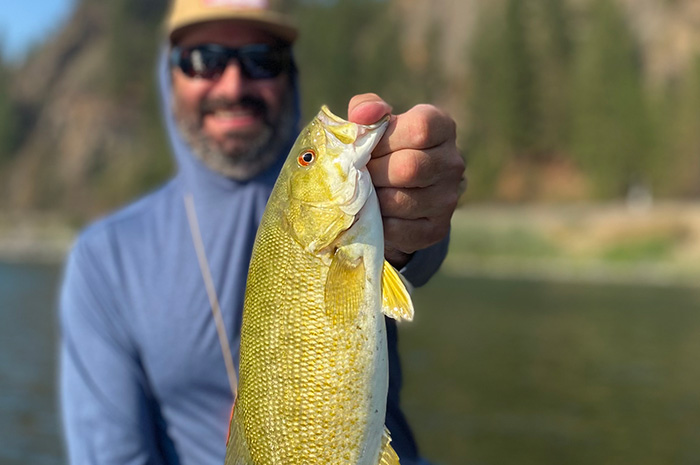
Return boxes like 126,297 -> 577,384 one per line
224,402 -> 255,465
378,426 -> 401,465
381,260 -> 414,321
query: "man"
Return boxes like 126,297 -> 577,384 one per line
59,0 -> 465,464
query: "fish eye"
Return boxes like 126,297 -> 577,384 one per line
297,149 -> 316,167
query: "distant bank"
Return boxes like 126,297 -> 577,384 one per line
0,212 -> 75,264
3,203 -> 700,287
444,201 -> 700,288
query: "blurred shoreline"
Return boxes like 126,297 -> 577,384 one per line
3,202 -> 700,287
444,201 -> 700,288
0,212 -> 75,265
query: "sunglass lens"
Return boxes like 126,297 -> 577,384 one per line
188,47 -> 228,79
240,48 -> 288,79
175,45 -> 289,80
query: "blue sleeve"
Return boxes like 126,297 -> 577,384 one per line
59,237 -> 164,465
399,231 -> 450,288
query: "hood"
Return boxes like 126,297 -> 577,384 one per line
157,44 -> 301,200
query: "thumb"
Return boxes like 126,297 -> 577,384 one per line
347,93 -> 392,125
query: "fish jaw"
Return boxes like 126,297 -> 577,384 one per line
318,105 -> 389,217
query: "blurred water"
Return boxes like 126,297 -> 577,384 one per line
0,261 -> 63,465
402,274 -> 700,465
4,261 -> 700,465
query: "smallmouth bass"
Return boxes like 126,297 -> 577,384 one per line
225,106 -> 414,464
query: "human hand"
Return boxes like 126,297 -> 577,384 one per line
348,93 -> 466,268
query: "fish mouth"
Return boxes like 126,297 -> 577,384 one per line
315,105 -> 387,216
319,105 -> 390,149
319,105 -> 389,129
318,105 -> 350,127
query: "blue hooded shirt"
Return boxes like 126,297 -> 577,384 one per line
59,49 -> 448,465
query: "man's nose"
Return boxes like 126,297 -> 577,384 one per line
212,60 -> 248,98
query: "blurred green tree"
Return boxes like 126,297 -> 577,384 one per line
655,57 -> 700,197
294,0 -> 418,119
0,52 -> 18,163
8,0 -> 699,211
106,0 -> 168,99
570,0 -> 657,198
463,4 -> 513,199
500,0 -> 538,153
531,0 -> 574,153
97,0 -> 173,206
465,0 -> 571,199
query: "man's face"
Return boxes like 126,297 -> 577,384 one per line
171,21 -> 295,179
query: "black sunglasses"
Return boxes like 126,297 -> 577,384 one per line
169,43 -> 292,80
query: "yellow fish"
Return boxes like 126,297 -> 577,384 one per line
225,106 -> 414,464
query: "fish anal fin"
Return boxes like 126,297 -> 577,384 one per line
381,261 -> 414,321
378,426 -> 401,465
224,403 -> 255,465
325,246 -> 365,323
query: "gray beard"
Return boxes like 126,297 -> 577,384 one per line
173,89 -> 297,180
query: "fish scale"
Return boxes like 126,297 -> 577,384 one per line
242,232 -> 371,463
225,106 -> 413,465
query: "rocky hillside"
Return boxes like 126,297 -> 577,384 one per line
3,0 -> 700,220
3,1 -> 169,218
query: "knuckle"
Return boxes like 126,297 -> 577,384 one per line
416,104 -> 456,142
429,221 -> 451,245
395,152 -> 422,184
452,151 -> 466,173
437,110 -> 457,140
407,116 -> 433,148
443,152 -> 466,185
411,222 -> 440,250
448,118 -> 457,139
402,105 -> 459,159
443,190 -> 460,212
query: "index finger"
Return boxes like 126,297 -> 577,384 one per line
371,105 -> 456,158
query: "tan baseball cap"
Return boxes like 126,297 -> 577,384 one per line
166,0 -> 298,44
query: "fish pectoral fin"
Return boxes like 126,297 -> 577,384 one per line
378,426 -> 401,465
381,260 -> 414,321
325,247 -> 365,323
224,403 -> 255,465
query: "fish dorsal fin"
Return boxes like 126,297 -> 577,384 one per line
378,426 -> 401,465
381,261 -> 414,321
325,246 -> 366,323
224,403 -> 255,465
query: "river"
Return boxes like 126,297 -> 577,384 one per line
0,261 -> 63,465
2,261 -> 700,464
